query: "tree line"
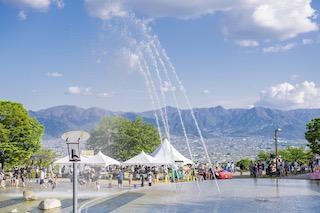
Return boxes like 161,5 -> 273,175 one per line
1,100 -> 320,170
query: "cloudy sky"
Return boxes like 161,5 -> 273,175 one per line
1,0 -> 320,111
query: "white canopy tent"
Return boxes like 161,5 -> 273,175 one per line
151,138 -> 193,165
86,151 -> 120,166
122,151 -> 156,166
53,155 -> 90,165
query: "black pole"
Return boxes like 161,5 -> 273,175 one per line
275,130 -> 278,175
274,129 -> 281,176
73,162 -> 78,213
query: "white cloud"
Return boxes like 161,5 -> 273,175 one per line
235,39 -> 259,47
85,0 -> 318,42
8,0 -> 51,11
84,0 -> 230,20
256,81 -> 320,109
249,0 -> 318,40
202,89 -> 210,94
67,86 -> 113,98
84,0 -> 128,20
263,43 -> 295,53
68,86 -> 81,95
46,72 -> 63,77
5,0 -> 64,11
302,38 -> 313,45
17,10 -> 27,20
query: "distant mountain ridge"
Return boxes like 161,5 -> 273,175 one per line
29,105 -> 320,139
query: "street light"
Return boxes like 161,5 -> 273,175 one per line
62,131 -> 90,213
274,128 -> 282,176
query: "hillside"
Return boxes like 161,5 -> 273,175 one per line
29,105 -> 320,139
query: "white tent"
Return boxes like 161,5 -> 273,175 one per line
53,155 -> 90,165
151,138 -> 193,165
86,151 -> 120,166
122,151 -> 156,166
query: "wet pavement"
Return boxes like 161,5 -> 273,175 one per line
0,179 -> 129,213
92,179 -> 320,213
1,179 -> 320,212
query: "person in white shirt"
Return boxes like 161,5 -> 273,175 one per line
40,169 -> 46,189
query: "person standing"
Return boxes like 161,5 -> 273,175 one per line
0,170 -> 5,189
253,163 -> 258,178
108,172 -> 113,188
117,169 -> 124,189
26,166 -> 32,183
163,166 -> 168,183
14,167 -> 20,187
230,162 -> 235,173
148,171 -> 153,186
48,164 -> 53,179
95,179 -> 101,191
226,162 -> 231,172
40,168 -> 46,189
35,165 -> 39,183
140,170 -> 144,187
128,171 -> 133,187
239,162 -> 244,176
20,167 -> 25,187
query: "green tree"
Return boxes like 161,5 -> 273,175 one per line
0,101 -> 43,169
236,158 -> 251,170
256,147 -> 312,164
87,116 -> 161,161
305,118 -> 320,155
278,147 -> 313,164
31,148 -> 57,168
257,150 -> 272,161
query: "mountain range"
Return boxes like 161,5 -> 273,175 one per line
29,105 -> 320,140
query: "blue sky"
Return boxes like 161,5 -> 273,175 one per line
1,0 -> 320,112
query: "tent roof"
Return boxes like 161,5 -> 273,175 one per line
151,138 -> 193,165
122,151 -> 156,166
53,155 -> 90,165
86,151 -> 120,166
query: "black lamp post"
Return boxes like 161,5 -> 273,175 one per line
62,130 -> 89,213
66,138 -> 81,162
66,138 -> 80,213
274,128 -> 282,176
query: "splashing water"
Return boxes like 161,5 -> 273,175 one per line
104,14 -> 220,192
136,55 -> 163,142
152,38 -> 221,192
139,49 -> 171,141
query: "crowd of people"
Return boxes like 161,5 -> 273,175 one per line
247,159 -> 313,177
0,163 -> 223,191
0,165 -> 57,190
0,158 -> 317,191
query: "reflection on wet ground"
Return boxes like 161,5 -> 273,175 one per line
81,192 -> 144,213
1,179 -> 320,213
110,179 -> 320,213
